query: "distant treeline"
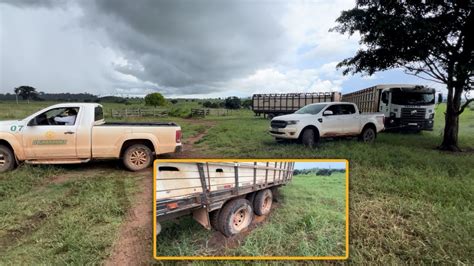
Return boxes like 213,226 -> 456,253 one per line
294,168 -> 345,176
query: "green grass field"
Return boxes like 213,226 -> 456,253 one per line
156,172 -> 347,257
0,100 -> 473,264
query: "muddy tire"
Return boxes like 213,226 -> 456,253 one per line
218,198 -> 254,237
359,126 -> 376,143
210,209 -> 221,231
253,189 -> 273,216
0,145 -> 15,173
122,144 -> 153,171
301,128 -> 318,148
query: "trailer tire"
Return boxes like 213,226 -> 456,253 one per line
122,144 -> 153,171
301,128 -> 318,148
0,145 -> 15,173
253,189 -> 273,216
210,210 -> 221,231
219,198 -> 254,237
359,126 -> 376,143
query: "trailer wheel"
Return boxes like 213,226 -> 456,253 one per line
122,144 -> 153,171
359,126 -> 376,142
0,145 -> 15,173
301,128 -> 318,148
254,189 -> 273,216
219,198 -> 254,237
210,210 -> 221,231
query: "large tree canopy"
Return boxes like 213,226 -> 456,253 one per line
333,0 -> 473,151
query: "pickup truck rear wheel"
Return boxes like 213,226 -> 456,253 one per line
254,189 -> 273,216
301,128 -> 318,148
123,144 -> 153,171
219,198 -> 253,237
0,145 -> 15,173
359,127 -> 376,142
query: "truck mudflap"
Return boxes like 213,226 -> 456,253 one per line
193,207 -> 211,230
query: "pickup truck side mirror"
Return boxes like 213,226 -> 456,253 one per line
323,110 -> 333,116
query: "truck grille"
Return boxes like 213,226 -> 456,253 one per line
271,120 -> 287,128
401,108 -> 426,122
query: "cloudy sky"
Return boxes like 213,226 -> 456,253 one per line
0,0 -> 441,98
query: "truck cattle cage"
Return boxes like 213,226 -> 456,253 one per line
156,161 -> 295,237
252,92 -> 341,118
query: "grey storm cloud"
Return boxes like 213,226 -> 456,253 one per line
2,0 -> 291,95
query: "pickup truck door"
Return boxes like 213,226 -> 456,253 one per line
338,104 -> 360,135
320,105 -> 345,137
21,107 -> 79,159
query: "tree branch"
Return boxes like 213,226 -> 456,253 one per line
403,70 -> 445,84
456,98 -> 474,115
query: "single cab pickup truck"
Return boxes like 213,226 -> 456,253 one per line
0,103 -> 182,172
269,102 -> 384,147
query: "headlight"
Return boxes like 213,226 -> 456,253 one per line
429,114 -> 434,119
286,120 -> 299,125
390,112 -> 396,118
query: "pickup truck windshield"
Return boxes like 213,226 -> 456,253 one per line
392,91 -> 435,105
295,104 -> 327,115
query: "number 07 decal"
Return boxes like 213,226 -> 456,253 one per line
10,125 -> 24,132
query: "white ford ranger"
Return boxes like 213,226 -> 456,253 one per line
269,102 -> 384,146
0,103 -> 182,172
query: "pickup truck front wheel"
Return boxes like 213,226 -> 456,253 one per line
123,144 -> 153,171
301,128 -> 318,148
0,145 -> 15,173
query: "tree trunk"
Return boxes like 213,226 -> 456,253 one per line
439,85 -> 462,152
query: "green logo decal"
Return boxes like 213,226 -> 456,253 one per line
32,140 -> 68,145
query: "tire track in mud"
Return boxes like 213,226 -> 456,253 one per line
105,172 -> 153,266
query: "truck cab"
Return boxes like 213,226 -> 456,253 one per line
379,86 -> 436,131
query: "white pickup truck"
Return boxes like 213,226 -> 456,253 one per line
0,103 -> 182,172
269,102 -> 384,147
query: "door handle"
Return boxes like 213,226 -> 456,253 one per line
64,131 -> 75,135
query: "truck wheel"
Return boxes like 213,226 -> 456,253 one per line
359,127 -> 376,142
0,145 -> 15,173
219,198 -> 254,237
122,144 -> 153,171
210,209 -> 221,231
301,128 -> 318,148
253,189 -> 273,216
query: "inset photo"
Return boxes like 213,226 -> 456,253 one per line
153,159 -> 348,260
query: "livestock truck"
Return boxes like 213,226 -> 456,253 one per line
252,92 -> 342,118
342,84 -> 436,131
156,161 -> 294,237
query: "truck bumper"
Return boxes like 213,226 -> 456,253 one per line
384,118 -> 434,131
269,127 -> 300,139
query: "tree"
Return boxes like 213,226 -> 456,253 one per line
224,96 -> 241,109
333,1 -> 473,151
144,93 -> 167,107
242,98 -> 252,109
14,86 -> 38,103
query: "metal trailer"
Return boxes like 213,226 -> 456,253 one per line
342,84 -> 436,131
252,92 -> 342,118
156,161 -> 295,237
342,86 -> 382,113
